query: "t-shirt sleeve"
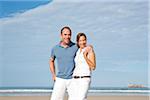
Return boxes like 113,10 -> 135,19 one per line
50,47 -> 56,60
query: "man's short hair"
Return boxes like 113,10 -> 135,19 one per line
61,26 -> 72,34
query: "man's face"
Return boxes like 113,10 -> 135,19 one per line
61,28 -> 71,45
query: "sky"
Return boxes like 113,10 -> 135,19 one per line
0,0 -> 149,88
0,1 -> 51,18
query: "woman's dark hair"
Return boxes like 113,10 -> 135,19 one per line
61,26 -> 72,34
76,33 -> 87,42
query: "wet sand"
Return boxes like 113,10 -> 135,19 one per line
0,95 -> 149,100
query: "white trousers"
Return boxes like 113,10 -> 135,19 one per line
70,78 -> 91,100
50,77 -> 72,100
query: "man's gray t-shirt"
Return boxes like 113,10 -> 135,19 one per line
51,41 -> 78,79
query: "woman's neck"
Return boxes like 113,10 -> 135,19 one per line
79,46 -> 86,51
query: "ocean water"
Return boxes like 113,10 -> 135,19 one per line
0,87 -> 149,96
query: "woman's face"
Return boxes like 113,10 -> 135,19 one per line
78,36 -> 87,49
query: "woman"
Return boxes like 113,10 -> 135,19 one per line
71,33 -> 96,100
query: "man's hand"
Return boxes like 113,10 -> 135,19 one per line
83,50 -> 88,58
52,75 -> 56,82
83,45 -> 93,58
49,58 -> 56,82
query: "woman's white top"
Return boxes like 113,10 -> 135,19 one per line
73,46 -> 92,76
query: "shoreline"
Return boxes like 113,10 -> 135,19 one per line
0,95 -> 149,100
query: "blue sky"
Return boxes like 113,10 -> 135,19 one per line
0,1 -> 51,18
0,0 -> 149,88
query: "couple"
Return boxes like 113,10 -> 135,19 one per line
49,26 -> 96,100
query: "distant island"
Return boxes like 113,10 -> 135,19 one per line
128,84 -> 145,88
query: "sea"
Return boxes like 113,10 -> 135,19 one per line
0,87 -> 150,96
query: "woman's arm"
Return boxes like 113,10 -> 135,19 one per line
83,47 -> 96,70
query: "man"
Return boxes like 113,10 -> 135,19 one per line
49,26 -> 78,100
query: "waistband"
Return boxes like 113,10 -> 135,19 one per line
73,76 -> 91,79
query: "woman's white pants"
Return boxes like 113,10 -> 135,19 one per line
70,78 -> 91,100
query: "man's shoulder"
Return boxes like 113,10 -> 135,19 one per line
69,41 -> 76,46
70,42 -> 78,49
52,44 -> 60,50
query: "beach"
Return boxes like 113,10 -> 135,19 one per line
0,95 -> 149,100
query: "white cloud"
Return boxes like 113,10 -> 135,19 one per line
0,1 -> 148,87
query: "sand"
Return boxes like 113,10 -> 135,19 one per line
0,95 -> 149,100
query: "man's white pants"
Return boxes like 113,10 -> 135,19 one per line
70,78 -> 91,100
50,77 -> 72,100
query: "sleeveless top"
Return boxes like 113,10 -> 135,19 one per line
73,46 -> 93,76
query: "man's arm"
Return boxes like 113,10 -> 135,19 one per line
49,58 -> 56,81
